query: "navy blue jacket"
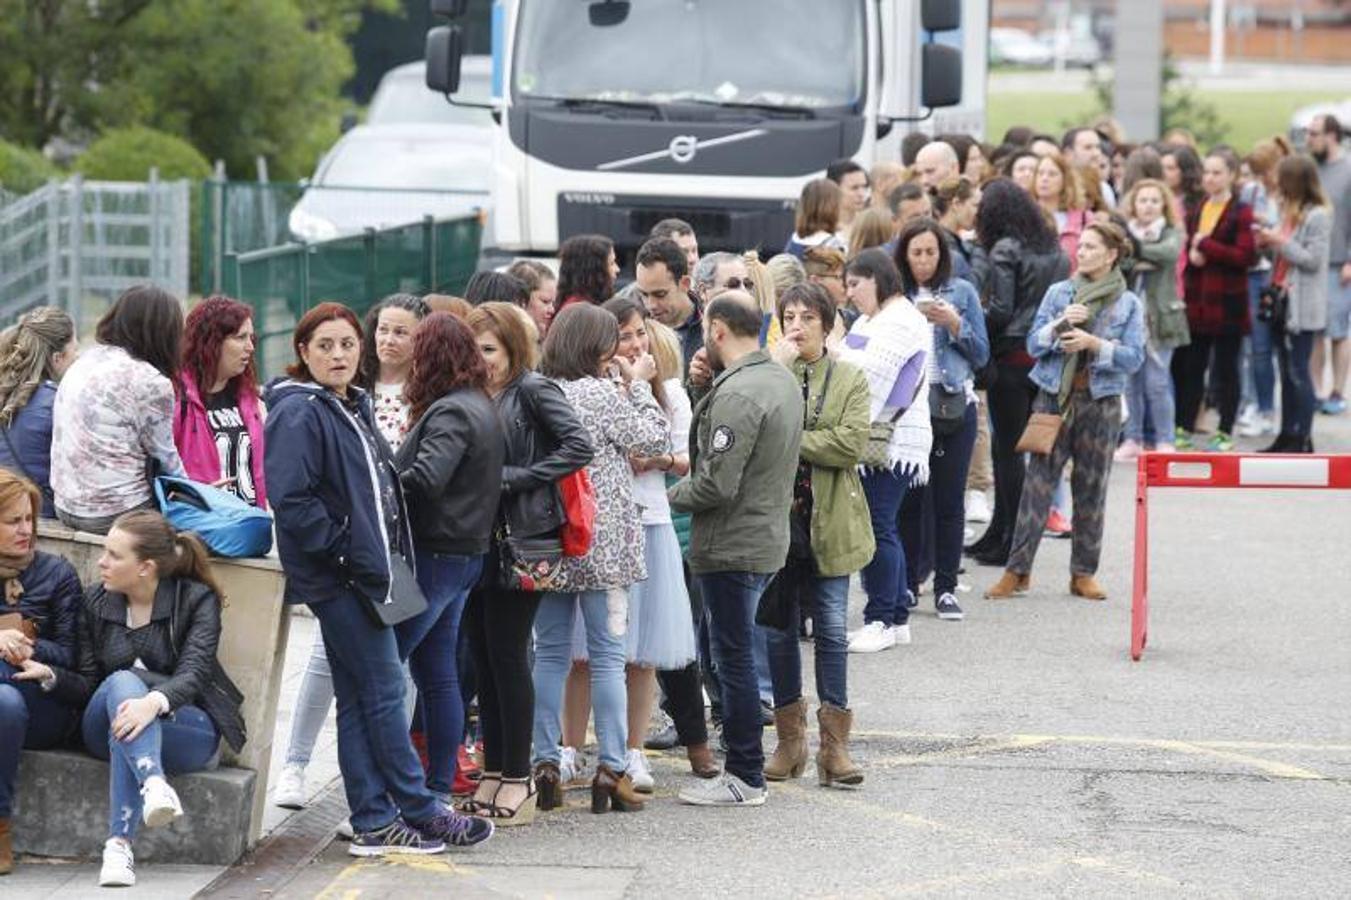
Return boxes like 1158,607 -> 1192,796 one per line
263,380 -> 414,607
0,382 -> 57,516
10,550 -> 82,669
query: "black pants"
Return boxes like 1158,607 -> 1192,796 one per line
979,360 -> 1037,554
462,586 -> 541,778
1277,329 -> 1318,442
902,403 -> 979,600
1173,333 -> 1242,435
659,562 -> 710,745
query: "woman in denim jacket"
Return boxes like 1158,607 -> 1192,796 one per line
987,223 -> 1145,602
892,220 -> 989,623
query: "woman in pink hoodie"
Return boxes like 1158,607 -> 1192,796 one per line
174,296 -> 267,508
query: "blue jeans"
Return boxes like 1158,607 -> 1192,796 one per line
698,571 -> 772,788
80,671 -> 219,840
395,551 -> 483,796
0,659 -> 76,818
308,595 -> 441,833
532,589 -> 628,772
764,575 -> 849,709
1124,347 -> 1176,444
1278,330 -> 1319,440
860,467 -> 912,627
1243,270 -> 1277,413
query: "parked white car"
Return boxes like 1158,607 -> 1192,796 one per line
288,58 -> 494,242
989,27 -> 1052,68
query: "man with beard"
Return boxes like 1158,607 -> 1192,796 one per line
1308,114 -> 1351,414
669,293 -> 802,807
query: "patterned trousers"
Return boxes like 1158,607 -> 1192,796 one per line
1007,389 -> 1122,577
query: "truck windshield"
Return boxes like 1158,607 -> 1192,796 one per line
512,0 -> 865,110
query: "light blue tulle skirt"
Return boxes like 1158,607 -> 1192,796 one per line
570,523 -> 696,668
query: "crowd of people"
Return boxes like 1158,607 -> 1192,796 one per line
0,112 -> 1347,887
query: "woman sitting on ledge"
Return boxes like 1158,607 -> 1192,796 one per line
0,468 -> 84,876
13,510 -> 245,889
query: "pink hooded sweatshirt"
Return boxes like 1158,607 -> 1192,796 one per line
173,370 -> 268,509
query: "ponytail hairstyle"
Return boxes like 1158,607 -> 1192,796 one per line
0,307 -> 75,426
110,509 -> 226,604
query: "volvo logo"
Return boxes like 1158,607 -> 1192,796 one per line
669,135 -> 698,164
597,129 -> 770,172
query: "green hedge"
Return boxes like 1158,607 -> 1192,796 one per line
0,141 -> 60,194
76,126 -> 212,182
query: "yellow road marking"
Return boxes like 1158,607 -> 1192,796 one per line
313,855 -> 469,898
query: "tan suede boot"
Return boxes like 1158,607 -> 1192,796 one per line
763,698 -> 809,781
816,705 -> 863,787
985,570 -> 1031,599
0,816 -> 13,875
1070,574 -> 1107,600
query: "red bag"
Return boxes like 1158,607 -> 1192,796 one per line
558,468 -> 597,557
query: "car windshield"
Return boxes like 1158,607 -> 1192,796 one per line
368,71 -> 494,127
320,138 -> 487,190
513,0 -> 865,110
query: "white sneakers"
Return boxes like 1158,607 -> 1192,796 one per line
891,624 -> 912,645
100,838 -> 136,887
1236,410 -> 1276,437
559,746 -> 590,786
626,748 -> 655,794
140,776 -> 183,829
965,490 -> 992,523
274,763 -> 307,810
847,621 -> 895,653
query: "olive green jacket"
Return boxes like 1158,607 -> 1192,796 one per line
1132,224 -> 1191,350
790,356 -> 876,577
669,350 -> 804,575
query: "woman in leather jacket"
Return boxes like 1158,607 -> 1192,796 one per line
14,510 -> 244,888
462,303 -> 592,823
966,179 -> 1070,567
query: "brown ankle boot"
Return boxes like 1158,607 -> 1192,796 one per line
816,705 -> 863,787
1070,574 -> 1107,600
0,816 -> 13,875
985,570 -> 1030,599
590,764 -> 644,814
764,698 -> 809,782
686,741 -> 720,779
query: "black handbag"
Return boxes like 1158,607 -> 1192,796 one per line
929,385 -> 967,437
360,551 -> 429,627
1258,282 -> 1289,332
497,531 -> 566,593
755,557 -> 814,631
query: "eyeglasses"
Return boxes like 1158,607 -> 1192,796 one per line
719,277 -> 755,292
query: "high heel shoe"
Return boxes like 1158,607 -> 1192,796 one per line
482,777 -> 537,827
455,773 -> 501,814
533,761 -> 563,811
590,764 -> 644,814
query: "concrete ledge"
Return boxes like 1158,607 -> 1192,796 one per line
12,750 -> 256,866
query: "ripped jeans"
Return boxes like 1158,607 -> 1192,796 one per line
81,670 -> 219,841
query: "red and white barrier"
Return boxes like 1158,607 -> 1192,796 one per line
1131,452 -> 1351,660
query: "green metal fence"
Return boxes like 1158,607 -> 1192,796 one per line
222,213 -> 482,378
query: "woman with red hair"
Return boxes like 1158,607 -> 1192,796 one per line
175,296 -> 267,507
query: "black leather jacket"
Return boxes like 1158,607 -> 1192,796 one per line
396,387 -> 506,556
494,371 -> 593,538
980,237 -> 1071,358
52,577 -> 246,753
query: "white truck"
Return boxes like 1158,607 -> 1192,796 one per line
425,0 -> 987,257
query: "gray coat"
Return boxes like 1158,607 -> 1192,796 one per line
1277,206 -> 1331,334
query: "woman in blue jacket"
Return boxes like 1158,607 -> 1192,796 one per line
893,219 -> 990,623
0,468 -> 82,874
264,302 -> 492,858
0,308 -> 79,517
986,223 -> 1145,602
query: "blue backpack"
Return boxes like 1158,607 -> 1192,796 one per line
154,476 -> 274,558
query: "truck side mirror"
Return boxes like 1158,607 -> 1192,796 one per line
425,25 -> 464,94
589,1 -> 631,28
921,44 -> 962,109
430,0 -> 468,17
921,0 -> 961,32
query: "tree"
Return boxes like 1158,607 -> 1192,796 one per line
76,127 -> 212,181
0,0 -> 398,179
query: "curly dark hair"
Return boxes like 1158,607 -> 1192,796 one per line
181,296 -> 257,400
357,293 -> 430,389
975,178 -> 1058,254
1160,143 -> 1205,211
403,312 -> 490,423
557,234 -> 615,305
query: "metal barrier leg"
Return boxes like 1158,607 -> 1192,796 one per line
1131,456 -> 1150,660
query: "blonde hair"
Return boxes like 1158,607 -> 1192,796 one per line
1036,155 -> 1084,212
0,468 -> 41,525
647,320 -> 683,383
0,307 -> 74,426
765,253 -> 806,299
741,252 -> 776,316
847,207 -> 895,259
1124,178 -> 1179,229
423,294 -> 473,319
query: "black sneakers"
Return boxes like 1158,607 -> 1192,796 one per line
349,818 -> 445,857
935,593 -> 965,621
416,808 -> 495,848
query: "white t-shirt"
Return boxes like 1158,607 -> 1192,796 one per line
372,381 -> 409,450
631,378 -> 691,526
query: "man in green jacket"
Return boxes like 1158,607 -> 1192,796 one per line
669,292 -> 803,808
